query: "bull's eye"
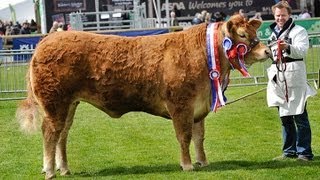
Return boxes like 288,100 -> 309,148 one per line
239,34 -> 246,38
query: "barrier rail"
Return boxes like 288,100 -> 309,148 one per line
69,0 -> 149,31
0,49 -> 33,100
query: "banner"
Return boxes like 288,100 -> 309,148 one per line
0,37 -> 2,50
159,0 -> 289,17
9,4 -> 17,23
12,37 -> 41,61
53,0 -> 86,12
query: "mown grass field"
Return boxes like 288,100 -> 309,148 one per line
1,85 -> 319,179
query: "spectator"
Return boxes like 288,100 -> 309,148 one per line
0,20 -> 6,35
170,11 -> 178,26
49,21 -> 59,33
29,19 -> 38,33
172,4 -> 181,18
57,22 -> 64,32
15,21 -> 21,29
67,24 -> 72,31
201,10 -> 208,22
20,22 -> 31,34
204,12 -> 212,23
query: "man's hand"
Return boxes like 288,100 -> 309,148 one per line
278,40 -> 289,51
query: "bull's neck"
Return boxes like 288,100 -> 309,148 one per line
215,23 -> 232,84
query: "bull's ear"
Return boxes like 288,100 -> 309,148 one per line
226,20 -> 233,32
248,19 -> 262,30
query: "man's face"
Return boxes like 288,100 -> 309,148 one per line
274,7 -> 290,29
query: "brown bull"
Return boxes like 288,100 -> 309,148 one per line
16,15 -> 271,179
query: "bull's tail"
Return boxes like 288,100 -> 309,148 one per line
16,67 -> 40,134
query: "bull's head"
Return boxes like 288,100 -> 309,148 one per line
222,15 -> 271,68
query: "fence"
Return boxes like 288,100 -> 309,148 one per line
69,0 -> 156,31
0,49 -> 32,100
1,35 -> 319,101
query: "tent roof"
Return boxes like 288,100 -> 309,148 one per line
0,0 -> 35,22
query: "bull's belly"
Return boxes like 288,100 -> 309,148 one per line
78,91 -> 171,119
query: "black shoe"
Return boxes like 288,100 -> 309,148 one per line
297,155 -> 313,161
273,154 -> 297,161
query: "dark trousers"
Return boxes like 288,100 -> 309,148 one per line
280,107 -> 313,158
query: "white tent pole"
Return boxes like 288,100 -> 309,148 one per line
95,0 -> 100,31
156,0 -> 161,27
165,0 -> 169,27
39,0 -> 47,33
152,0 -> 160,27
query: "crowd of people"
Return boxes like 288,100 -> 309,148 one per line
0,19 -> 39,36
0,19 -> 72,36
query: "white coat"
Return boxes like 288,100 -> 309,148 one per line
266,19 -> 317,117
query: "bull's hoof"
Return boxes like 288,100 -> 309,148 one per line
195,161 -> 209,167
181,164 -> 194,171
60,169 -> 71,176
45,173 -> 56,180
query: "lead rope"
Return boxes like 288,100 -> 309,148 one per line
276,40 -> 289,102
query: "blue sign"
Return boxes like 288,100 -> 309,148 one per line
12,36 -> 41,61
0,37 -> 2,50
100,28 -> 169,36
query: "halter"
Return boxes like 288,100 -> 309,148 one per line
275,40 -> 289,102
222,36 -> 260,77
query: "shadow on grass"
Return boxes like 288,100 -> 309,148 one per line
70,156 -> 320,178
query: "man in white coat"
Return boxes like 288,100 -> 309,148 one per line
267,1 -> 317,161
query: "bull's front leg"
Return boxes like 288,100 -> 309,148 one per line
170,106 -> 194,171
192,119 -> 208,167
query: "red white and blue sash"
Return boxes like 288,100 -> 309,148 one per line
206,23 -> 226,112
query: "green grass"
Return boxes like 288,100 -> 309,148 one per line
1,86 -> 320,179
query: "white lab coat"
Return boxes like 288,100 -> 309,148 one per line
266,20 -> 317,117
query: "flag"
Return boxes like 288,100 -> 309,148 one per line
9,4 -> 17,23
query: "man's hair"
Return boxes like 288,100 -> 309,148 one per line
272,1 -> 292,15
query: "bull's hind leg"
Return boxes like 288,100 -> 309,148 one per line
41,105 -> 69,179
192,120 -> 208,167
55,101 -> 79,176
